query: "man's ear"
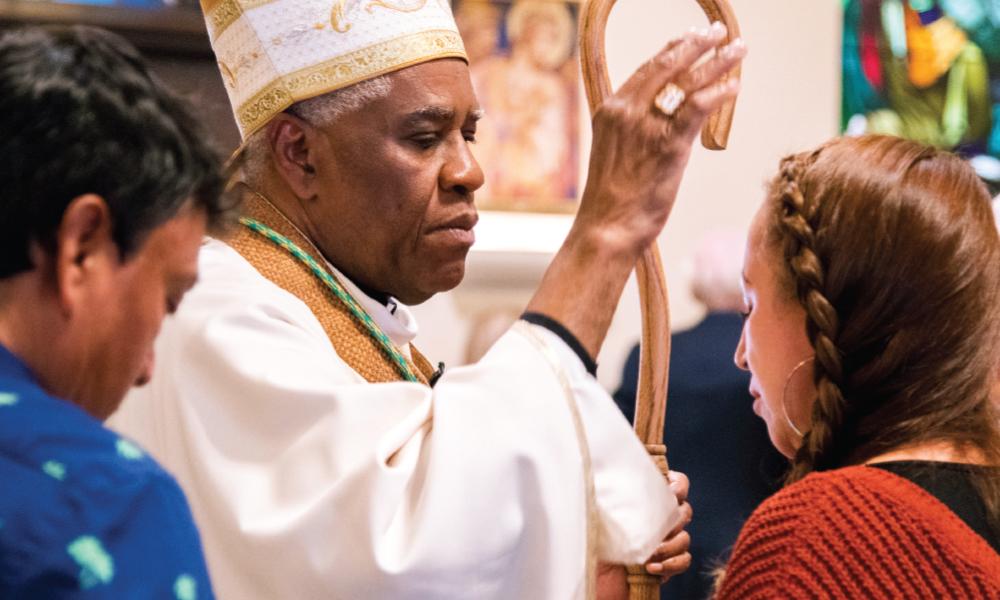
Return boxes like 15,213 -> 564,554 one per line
268,114 -> 320,200
52,194 -> 117,315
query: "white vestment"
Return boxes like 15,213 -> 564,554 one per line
109,238 -> 675,599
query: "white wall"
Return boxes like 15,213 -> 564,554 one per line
411,0 -> 843,390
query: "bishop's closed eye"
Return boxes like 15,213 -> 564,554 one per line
410,133 -> 440,149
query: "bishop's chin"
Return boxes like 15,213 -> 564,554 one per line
402,261 -> 467,305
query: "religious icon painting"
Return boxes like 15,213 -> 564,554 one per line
842,0 -> 1000,187
454,0 -> 582,214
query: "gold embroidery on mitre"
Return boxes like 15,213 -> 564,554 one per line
270,24 -> 314,48
331,0 -> 351,32
207,0 -> 243,38
218,51 -> 262,91
332,0 -> 428,34
200,0 -> 226,16
206,0 -> 278,38
238,85 -> 294,136
234,29 -> 466,137
366,0 -> 428,15
218,61 -> 237,89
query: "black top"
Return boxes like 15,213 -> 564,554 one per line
871,460 -> 999,554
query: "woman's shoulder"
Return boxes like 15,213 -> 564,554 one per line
717,465 -> 1000,599
727,468 -> 846,553
743,464 -> 979,537
740,466 -> 869,524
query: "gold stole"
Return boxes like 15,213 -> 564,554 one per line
224,193 -> 436,385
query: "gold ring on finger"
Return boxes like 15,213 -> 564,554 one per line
654,82 -> 686,117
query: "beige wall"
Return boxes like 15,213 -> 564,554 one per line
412,0 -> 843,391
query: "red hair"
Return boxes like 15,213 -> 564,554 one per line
764,135 -> 1000,524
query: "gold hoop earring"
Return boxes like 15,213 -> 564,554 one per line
781,356 -> 814,437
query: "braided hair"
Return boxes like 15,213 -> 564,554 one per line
770,151 -> 849,483
763,136 -> 1000,525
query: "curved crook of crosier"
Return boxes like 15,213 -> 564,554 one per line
578,2 -> 741,599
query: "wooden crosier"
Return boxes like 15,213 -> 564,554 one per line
578,2 -> 741,599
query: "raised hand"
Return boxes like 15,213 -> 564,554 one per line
574,22 -> 746,258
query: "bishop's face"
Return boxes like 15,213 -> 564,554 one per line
304,58 -> 484,305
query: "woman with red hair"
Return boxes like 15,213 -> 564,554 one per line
718,135 -> 1000,598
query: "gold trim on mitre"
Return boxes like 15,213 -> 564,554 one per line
203,0 -> 277,39
204,0 -> 240,39
235,29 -> 466,138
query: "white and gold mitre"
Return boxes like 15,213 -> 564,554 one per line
201,0 -> 467,139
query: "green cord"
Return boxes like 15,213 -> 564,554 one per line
240,217 -> 419,383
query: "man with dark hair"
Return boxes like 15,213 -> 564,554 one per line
0,25 -> 227,597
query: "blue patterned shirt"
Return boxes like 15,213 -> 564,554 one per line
0,344 -> 214,599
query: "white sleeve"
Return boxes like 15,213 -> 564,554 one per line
110,250 -> 674,600
524,325 -> 678,561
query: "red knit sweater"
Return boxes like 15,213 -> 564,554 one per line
715,465 -> 1000,598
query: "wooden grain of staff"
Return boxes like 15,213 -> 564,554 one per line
578,2 -> 741,599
